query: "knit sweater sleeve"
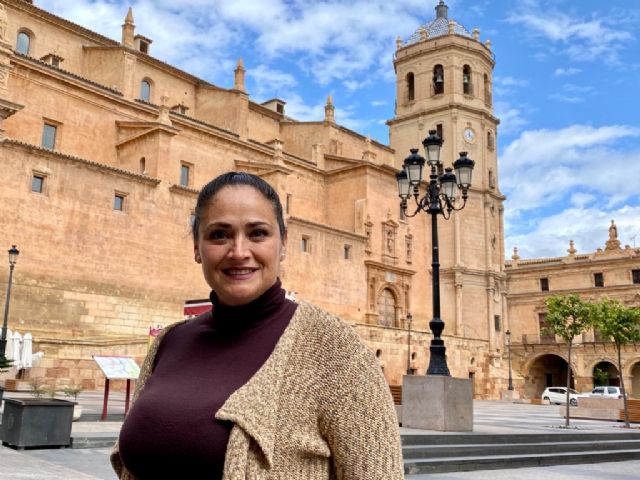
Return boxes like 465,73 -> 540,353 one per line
317,315 -> 404,479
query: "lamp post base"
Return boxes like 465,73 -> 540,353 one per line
426,340 -> 450,376
401,375 -> 473,432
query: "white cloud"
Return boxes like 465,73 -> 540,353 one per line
246,65 -> 298,101
371,100 -> 387,107
506,206 -> 640,259
506,9 -> 633,64
554,67 -> 582,77
501,125 -> 640,247
494,101 -> 528,135
494,76 -> 529,87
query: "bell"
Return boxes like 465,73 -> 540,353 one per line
435,73 -> 444,84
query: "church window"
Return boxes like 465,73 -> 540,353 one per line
406,72 -> 415,101
343,244 -> 351,260
140,79 -> 152,102
377,288 -> 397,327
540,278 -> 549,291
301,235 -> 311,253
286,194 -> 292,214
41,123 -> 57,150
433,65 -> 444,95
114,193 -> 126,212
632,269 -> 640,284
139,157 -> 146,174
436,123 -> 444,141
488,169 -> 495,189
594,272 -> 604,287
16,31 -> 31,55
484,74 -> 492,106
180,163 -> 191,187
463,65 -> 473,95
31,174 -> 45,193
494,315 -> 501,332
487,131 -> 495,151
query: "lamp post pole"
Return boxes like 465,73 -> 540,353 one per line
1,245 -> 20,361
506,329 -> 513,391
406,313 -> 413,375
396,130 -> 474,376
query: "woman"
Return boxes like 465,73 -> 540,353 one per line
111,172 -> 404,479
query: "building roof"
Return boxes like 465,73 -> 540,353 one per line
406,1 -> 473,45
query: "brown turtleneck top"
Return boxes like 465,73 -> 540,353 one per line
118,280 -> 297,479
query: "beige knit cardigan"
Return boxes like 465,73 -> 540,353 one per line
111,301 -> 404,479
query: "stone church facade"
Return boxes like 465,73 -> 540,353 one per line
1,1 -> 637,399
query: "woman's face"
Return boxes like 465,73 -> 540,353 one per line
194,185 -> 286,306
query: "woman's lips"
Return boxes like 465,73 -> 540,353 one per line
222,267 -> 258,279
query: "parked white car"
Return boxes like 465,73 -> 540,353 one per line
541,387 -> 580,406
589,386 -> 626,399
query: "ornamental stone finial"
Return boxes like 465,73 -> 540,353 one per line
511,246 -> 520,261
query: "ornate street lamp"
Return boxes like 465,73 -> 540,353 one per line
396,130 -> 474,376
406,312 -> 413,375
506,329 -> 513,390
1,245 -> 20,362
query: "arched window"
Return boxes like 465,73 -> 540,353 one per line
433,65 -> 444,95
463,64 -> 473,95
487,131 -> 495,151
140,79 -> 152,102
16,31 -> 31,55
406,72 -> 415,102
377,288 -> 397,327
139,157 -> 146,173
484,74 -> 491,106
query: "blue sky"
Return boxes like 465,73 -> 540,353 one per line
36,0 -> 640,259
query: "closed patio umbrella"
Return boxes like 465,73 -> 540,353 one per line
11,331 -> 22,370
5,328 -> 13,360
21,333 -> 33,369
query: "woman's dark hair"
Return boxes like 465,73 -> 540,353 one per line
192,171 -> 286,241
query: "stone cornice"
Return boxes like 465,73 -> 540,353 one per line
287,216 -> 366,241
234,160 -> 293,176
364,260 -> 416,276
168,184 -> 199,197
395,34 -> 495,67
506,284 -> 640,301
387,101 -> 500,126
2,139 -> 162,185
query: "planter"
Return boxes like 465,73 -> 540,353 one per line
1,398 -> 74,449
72,404 -> 83,421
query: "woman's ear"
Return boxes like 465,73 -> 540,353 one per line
194,244 -> 202,264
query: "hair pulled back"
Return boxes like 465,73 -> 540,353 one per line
192,172 -> 286,241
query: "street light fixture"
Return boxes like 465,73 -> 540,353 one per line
406,312 -> 413,375
1,245 -> 20,362
396,130 -> 474,376
506,329 -> 513,390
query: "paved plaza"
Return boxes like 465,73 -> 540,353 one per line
1,393 -> 639,479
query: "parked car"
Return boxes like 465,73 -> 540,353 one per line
541,387 -> 580,406
589,386 -> 626,399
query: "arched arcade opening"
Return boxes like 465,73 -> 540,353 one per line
525,354 -> 574,399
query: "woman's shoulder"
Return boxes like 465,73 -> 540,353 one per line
291,301 -> 371,358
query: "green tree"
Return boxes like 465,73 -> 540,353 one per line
592,366 -> 609,386
544,294 -> 592,427
590,298 -> 640,428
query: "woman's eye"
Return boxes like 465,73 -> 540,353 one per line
251,229 -> 269,239
209,230 -> 228,240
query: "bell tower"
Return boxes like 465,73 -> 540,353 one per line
387,1 -> 506,372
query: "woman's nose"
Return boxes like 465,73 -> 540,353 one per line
229,235 -> 250,258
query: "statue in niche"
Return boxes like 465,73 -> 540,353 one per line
386,228 -> 395,254
364,215 -> 373,254
405,234 -> 413,263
